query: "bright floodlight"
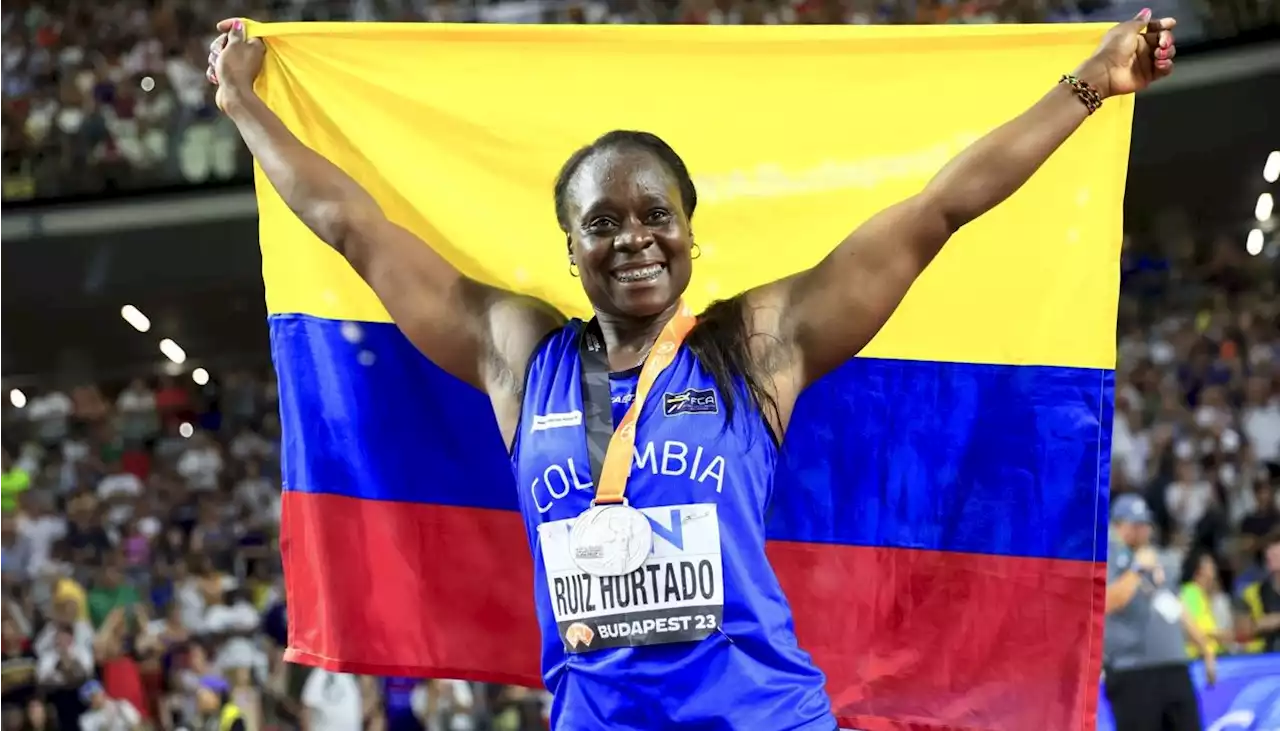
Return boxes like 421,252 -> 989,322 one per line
1265,151 -> 1280,184
121,305 -> 151,333
159,338 -> 187,365
1245,229 -> 1264,256
192,368 -> 209,386
1257,193 -> 1274,222
9,389 -> 26,408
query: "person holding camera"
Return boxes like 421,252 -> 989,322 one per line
1104,494 -> 1218,731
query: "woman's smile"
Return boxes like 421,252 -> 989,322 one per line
611,261 -> 667,284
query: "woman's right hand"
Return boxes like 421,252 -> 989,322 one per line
208,18 -> 265,110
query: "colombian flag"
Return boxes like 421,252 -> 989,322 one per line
254,22 -> 1131,731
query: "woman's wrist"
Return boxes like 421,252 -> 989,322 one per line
1071,59 -> 1112,100
218,84 -> 258,119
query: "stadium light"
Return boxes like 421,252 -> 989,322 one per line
120,305 -> 151,333
1245,229 -> 1264,256
179,422 -> 194,438
1257,193 -> 1274,222
9,389 -> 26,409
192,368 -> 210,386
1265,151 -> 1280,184
159,338 -> 187,365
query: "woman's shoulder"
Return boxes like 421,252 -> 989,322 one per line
694,294 -> 747,324
528,320 -> 584,362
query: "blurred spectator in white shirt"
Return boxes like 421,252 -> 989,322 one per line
301,670 -> 365,731
1165,459 -> 1214,537
77,680 -> 142,731
177,433 -> 223,492
1242,376 -> 1280,465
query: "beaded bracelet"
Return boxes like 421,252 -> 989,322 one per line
1060,74 -> 1103,115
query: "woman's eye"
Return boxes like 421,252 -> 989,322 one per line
646,210 -> 671,224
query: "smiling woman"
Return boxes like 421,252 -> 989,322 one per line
549,131 -> 785,438
554,131 -> 696,325
208,11 -> 1178,730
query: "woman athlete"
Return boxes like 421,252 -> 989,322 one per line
209,13 -> 1175,731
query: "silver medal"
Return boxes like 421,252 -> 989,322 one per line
568,503 -> 653,577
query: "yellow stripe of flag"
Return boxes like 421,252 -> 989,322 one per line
251,21 -> 1131,370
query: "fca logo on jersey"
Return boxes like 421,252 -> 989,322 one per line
662,388 -> 719,417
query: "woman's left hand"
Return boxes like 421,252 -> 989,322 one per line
1076,8 -> 1176,99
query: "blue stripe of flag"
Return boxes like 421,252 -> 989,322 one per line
272,313 -> 1110,562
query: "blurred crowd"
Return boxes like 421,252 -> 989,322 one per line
1,372 -> 553,730
2,0 -> 1277,201
1114,215 -> 1280,655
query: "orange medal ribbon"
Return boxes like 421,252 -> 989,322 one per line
592,300 -> 696,505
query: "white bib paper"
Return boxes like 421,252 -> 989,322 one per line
538,503 -> 724,653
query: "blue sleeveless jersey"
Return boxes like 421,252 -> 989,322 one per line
512,322 -> 834,731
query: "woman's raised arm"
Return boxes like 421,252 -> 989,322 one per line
750,12 -> 1174,423
210,19 -> 563,407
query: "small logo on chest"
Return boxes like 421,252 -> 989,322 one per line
662,388 -> 718,417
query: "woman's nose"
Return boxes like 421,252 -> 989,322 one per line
614,219 -> 654,251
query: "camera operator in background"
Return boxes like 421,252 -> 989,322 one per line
1104,494 -> 1220,731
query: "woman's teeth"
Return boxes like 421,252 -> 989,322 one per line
614,264 -> 664,283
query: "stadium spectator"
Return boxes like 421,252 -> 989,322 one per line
298,670 -> 366,731
1103,494 -> 1218,730
76,680 -> 141,731
35,624 -> 93,729
2,453 -> 32,515
193,674 -> 248,731
1237,534 -> 1280,653
1,615 -> 39,716
1178,548 -> 1235,655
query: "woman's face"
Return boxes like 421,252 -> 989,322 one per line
564,148 -> 693,319
1197,555 -> 1218,585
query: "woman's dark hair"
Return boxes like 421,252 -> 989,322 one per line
552,130 -> 782,438
1179,547 -> 1215,586
553,130 -> 697,235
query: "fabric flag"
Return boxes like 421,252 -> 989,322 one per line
253,21 -> 1131,731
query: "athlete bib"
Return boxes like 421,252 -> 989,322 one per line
539,503 -> 724,652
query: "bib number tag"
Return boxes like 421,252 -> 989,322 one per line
539,503 -> 724,653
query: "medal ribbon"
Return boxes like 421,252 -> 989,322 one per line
577,300 -> 696,505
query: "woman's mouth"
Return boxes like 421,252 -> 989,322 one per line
612,263 -> 666,283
